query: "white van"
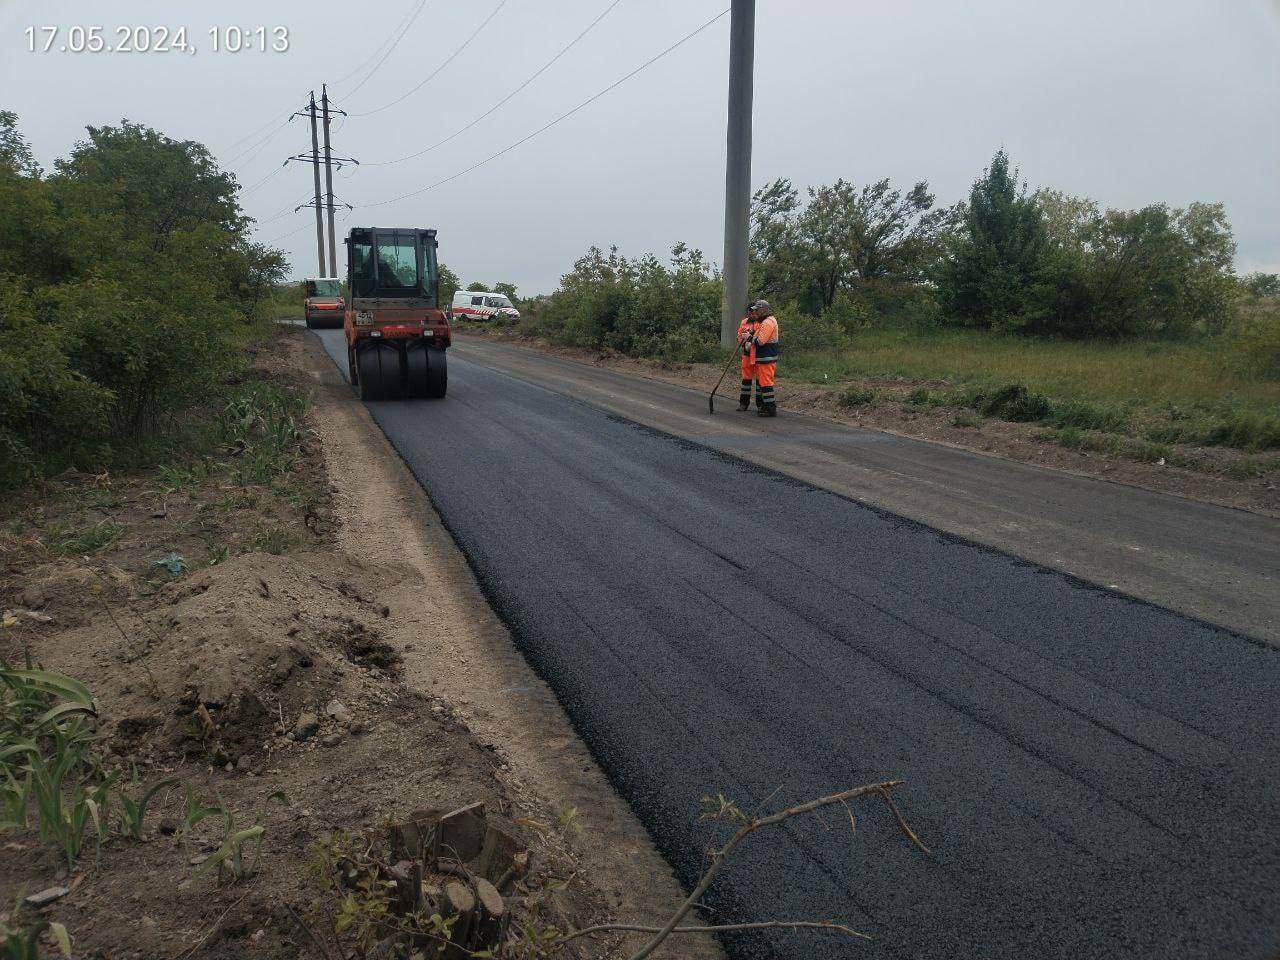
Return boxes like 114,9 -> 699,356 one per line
451,290 -> 520,322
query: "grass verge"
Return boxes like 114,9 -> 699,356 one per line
786,328 -> 1280,456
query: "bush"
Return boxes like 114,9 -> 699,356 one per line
1043,399 -> 1129,433
906,387 -> 947,407
0,115 -> 286,487
1145,409 -> 1280,452
775,301 -> 848,353
1232,298 -> 1280,379
524,244 -> 720,360
965,382 -> 1053,422
936,152 -> 1238,339
1203,411 -> 1280,452
838,386 -> 876,408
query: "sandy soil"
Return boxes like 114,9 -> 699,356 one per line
0,329 -> 717,960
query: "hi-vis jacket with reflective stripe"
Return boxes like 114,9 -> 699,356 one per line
751,314 -> 780,364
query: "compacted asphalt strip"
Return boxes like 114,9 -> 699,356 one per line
449,335 -> 1280,644
315,330 -> 1280,960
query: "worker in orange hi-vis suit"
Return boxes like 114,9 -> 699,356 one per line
737,299 -> 780,417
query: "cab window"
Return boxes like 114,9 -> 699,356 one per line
350,242 -> 374,297
375,236 -> 419,290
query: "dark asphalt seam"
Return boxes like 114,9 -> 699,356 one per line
681,578 -> 925,752
768,543 -> 1197,772
765,587 -> 1193,852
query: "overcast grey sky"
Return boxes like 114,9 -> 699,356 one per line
3,0 -> 1278,293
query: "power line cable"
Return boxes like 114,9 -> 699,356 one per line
230,118 -> 296,168
254,187 -> 317,226
261,217 -> 314,246
358,6 -> 729,209
348,0 -> 511,118
238,161 -> 288,198
363,0 -> 624,167
222,109 -> 292,154
341,0 -> 434,100
221,96 -> 309,169
331,0 -> 427,89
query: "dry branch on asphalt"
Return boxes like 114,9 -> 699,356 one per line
559,779 -> 927,959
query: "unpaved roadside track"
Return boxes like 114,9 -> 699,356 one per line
303,334 -> 722,960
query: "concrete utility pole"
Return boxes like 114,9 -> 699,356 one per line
289,90 -> 355,269
720,0 -> 756,349
321,84 -> 338,277
306,91 -> 325,277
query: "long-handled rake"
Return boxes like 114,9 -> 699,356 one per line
708,350 -> 741,415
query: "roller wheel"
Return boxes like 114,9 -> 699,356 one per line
347,346 -> 358,387
356,343 -> 403,401
304,314 -> 315,330
405,342 -> 429,399
424,345 -> 447,398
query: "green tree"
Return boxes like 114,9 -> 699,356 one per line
0,112 -> 289,482
0,110 -> 39,176
437,262 -> 460,306
55,120 -> 244,251
1082,202 -> 1237,337
751,176 -> 951,315
1243,272 -> 1280,299
936,151 -> 1049,331
1032,189 -> 1239,338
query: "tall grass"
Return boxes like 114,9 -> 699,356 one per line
785,328 -> 1279,412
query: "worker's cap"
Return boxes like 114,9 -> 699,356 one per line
748,299 -> 771,314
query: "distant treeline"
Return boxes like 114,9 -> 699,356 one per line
519,151 -> 1278,377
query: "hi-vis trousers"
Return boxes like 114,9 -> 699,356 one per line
739,356 -> 776,407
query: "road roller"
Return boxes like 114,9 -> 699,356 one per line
343,227 -> 449,400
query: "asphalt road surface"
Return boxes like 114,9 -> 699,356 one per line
316,330 -> 1280,960
451,336 -> 1280,643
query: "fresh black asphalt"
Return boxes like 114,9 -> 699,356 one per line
316,331 -> 1280,960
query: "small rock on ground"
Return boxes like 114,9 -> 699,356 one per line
293,711 -> 320,741
25,886 -> 69,909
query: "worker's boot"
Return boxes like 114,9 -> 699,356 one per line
737,380 -> 752,412
757,402 -> 777,418
736,399 -> 751,412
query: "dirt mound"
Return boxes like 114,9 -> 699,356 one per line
1,545 -> 610,958
39,551 -> 412,770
